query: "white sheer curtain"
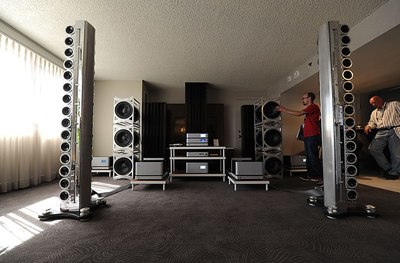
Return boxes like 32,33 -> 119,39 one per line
0,33 -> 63,193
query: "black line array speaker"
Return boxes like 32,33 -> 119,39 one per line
241,105 -> 255,159
316,21 -> 375,218
58,20 -> 95,215
185,82 -> 207,133
113,97 -> 141,180
143,102 -> 167,158
254,97 -> 283,178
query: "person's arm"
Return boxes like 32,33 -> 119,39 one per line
364,111 -> 377,134
276,105 -> 305,116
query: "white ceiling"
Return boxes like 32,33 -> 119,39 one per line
0,0 -> 396,92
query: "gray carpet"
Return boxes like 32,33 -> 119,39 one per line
0,175 -> 399,263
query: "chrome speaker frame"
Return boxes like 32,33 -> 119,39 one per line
314,21 -> 376,219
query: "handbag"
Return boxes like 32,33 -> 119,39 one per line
296,123 -> 304,141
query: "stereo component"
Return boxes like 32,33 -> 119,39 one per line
235,162 -> 263,176
135,161 -> 163,176
92,156 -> 112,169
283,155 -> 307,169
186,152 -> 209,157
186,133 -> 208,146
186,162 -> 208,173
231,157 -> 252,173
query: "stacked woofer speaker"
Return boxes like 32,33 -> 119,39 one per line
254,97 -> 283,178
317,21 -> 369,217
58,21 -> 95,215
113,97 -> 141,179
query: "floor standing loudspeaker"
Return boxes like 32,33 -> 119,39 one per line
185,82 -> 207,133
113,97 -> 141,180
241,105 -> 255,159
143,102 -> 167,159
311,21 -> 376,218
254,97 -> 283,178
39,20 -> 97,221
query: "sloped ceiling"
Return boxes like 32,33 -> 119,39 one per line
0,0 -> 394,92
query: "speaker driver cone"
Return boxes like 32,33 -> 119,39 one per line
263,101 -> 280,119
345,141 -> 357,152
115,101 -> 133,119
347,190 -> 358,201
114,130 -> 133,147
59,165 -> 70,177
60,142 -> 71,152
264,129 -> 282,147
264,157 -> 282,175
59,178 -> 70,189
345,129 -> 356,140
346,177 -> 358,188
346,165 -> 358,176
61,130 -> 71,140
60,190 -> 70,201
60,153 -> 70,164
114,157 -> 133,175
343,81 -> 353,92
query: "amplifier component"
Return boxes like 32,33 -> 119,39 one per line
235,162 -> 263,176
186,152 -> 209,157
186,162 -> 208,173
186,133 -> 208,146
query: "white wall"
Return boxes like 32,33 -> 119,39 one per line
92,80 -> 143,156
265,0 -> 400,99
268,0 -> 400,156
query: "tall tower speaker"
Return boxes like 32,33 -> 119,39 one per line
311,21 -> 376,218
254,97 -> 283,178
185,82 -> 207,133
143,102 -> 167,158
241,105 -> 255,159
113,97 -> 141,180
39,20 -> 97,221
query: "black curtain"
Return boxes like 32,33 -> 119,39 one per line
143,102 -> 167,158
241,105 -> 255,159
185,82 -> 207,133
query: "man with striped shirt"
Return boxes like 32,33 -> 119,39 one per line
364,96 -> 400,180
